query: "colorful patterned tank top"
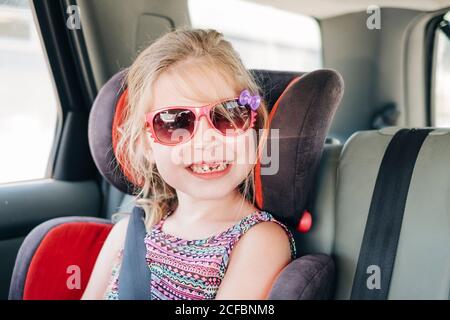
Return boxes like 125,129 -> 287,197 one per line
104,210 -> 296,300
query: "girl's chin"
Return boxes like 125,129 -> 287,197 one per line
181,182 -> 236,199
175,178 -> 240,200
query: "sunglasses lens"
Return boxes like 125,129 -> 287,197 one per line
210,100 -> 252,135
153,109 -> 195,144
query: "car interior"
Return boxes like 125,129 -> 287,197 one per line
0,0 -> 449,300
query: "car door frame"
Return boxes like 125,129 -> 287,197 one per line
0,0 -> 105,299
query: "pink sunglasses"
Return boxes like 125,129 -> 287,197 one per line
145,89 -> 261,145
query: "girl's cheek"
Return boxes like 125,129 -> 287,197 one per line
149,143 -> 178,167
145,129 -> 184,166
234,131 -> 257,166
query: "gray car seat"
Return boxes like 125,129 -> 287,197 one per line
302,126 -> 450,299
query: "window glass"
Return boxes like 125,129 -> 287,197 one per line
432,12 -> 450,127
188,0 -> 322,71
0,0 -> 58,184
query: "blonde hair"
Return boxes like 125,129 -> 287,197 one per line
115,28 -> 269,229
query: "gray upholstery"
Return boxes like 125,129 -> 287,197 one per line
88,70 -> 133,194
268,254 -> 335,300
257,69 -> 343,228
296,143 -> 342,257
275,126 -> 450,299
333,127 -> 450,299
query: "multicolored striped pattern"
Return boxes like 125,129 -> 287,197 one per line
104,210 -> 296,300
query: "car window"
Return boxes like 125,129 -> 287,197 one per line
0,0 -> 58,184
188,0 -> 322,71
432,11 -> 450,127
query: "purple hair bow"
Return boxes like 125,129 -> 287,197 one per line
239,89 -> 261,111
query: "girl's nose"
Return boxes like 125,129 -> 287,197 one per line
191,116 -> 219,149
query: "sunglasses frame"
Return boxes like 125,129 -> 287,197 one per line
145,96 -> 257,146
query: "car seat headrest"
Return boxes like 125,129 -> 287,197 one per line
88,68 -> 344,228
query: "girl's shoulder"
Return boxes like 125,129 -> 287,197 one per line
226,210 -> 297,260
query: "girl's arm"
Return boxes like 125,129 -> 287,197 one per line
81,216 -> 129,300
214,222 -> 292,300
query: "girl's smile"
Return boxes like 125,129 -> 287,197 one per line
186,160 -> 233,180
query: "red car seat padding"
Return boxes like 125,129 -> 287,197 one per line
22,222 -> 112,300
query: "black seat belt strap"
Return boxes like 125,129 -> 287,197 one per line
118,206 -> 152,300
350,128 -> 432,299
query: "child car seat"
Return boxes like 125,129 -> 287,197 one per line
8,68 -> 344,300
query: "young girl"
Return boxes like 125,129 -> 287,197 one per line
82,28 -> 296,300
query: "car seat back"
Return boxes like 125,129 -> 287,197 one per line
332,127 -> 450,299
